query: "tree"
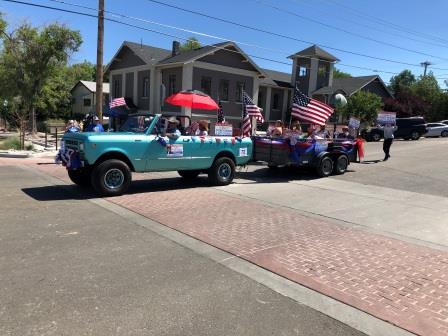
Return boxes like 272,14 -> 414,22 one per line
36,61 -> 96,120
389,70 -> 416,95
383,89 -> 430,118
333,68 -> 351,79
339,91 -> 383,126
180,37 -> 201,51
0,21 -> 82,133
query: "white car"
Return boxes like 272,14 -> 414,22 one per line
439,120 -> 448,125
425,123 -> 448,137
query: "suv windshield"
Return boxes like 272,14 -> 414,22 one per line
119,115 -> 154,133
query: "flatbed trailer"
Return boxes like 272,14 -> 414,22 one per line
252,136 -> 358,177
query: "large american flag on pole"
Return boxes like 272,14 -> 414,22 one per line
291,86 -> 333,126
109,97 -> 127,109
243,91 -> 264,124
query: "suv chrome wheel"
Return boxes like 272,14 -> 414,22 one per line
104,168 -> 125,189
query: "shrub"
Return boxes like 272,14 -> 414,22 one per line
0,136 -> 21,150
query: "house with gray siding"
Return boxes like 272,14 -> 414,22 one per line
105,41 -> 392,127
71,80 -> 109,117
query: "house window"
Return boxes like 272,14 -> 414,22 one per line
236,82 -> 245,102
298,66 -> 307,77
219,80 -> 229,101
258,91 -> 264,109
201,76 -> 212,96
113,79 -> 121,98
272,93 -> 280,110
142,77 -> 149,98
168,75 -> 176,95
83,98 -> 91,107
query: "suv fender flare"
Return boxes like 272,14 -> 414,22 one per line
94,150 -> 135,172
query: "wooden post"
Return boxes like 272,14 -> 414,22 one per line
95,0 -> 105,121
55,128 -> 58,151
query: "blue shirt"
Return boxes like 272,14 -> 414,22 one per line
93,124 -> 104,132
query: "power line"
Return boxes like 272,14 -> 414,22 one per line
5,0 -> 448,79
283,0 -> 448,49
320,0 -> 448,46
251,0 -> 448,60
143,0 -> 448,69
42,0 -> 403,76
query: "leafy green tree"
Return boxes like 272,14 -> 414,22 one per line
339,91 -> 383,126
333,68 -> 351,79
389,70 -> 416,95
180,37 -> 201,51
0,21 -> 82,133
36,61 -> 96,120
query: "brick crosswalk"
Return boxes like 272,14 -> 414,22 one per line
3,156 -> 448,336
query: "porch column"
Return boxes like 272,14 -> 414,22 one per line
253,76 -> 260,104
282,88 -> 289,122
265,87 -> 272,121
153,68 -> 162,113
133,70 -> 138,108
182,62 -> 193,117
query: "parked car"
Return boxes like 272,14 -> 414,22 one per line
424,123 -> 448,137
361,117 -> 427,141
438,120 -> 448,125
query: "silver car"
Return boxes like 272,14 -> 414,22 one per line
425,123 -> 448,137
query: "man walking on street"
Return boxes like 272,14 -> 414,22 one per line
380,123 -> 397,161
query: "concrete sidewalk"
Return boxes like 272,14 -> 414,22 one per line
0,165 -> 364,336
221,177 -> 448,249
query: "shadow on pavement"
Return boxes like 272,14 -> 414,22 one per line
360,160 -> 382,164
235,166 -> 319,183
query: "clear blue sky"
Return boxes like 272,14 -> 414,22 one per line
1,0 -> 448,86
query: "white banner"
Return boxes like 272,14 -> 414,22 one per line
377,111 -> 396,125
348,117 -> 361,129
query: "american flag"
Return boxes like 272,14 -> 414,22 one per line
291,86 -> 333,126
109,97 -> 127,109
241,102 -> 252,137
243,91 -> 264,124
217,100 -> 225,123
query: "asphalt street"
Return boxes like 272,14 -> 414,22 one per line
0,165 -> 364,336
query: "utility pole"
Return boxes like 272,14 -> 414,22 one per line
420,61 -> 432,77
95,0 -> 104,121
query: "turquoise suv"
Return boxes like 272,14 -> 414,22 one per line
61,114 -> 253,196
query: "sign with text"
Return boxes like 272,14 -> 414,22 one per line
348,117 -> 361,129
377,111 -> 396,125
214,124 -> 233,136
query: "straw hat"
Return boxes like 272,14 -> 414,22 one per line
167,116 -> 180,125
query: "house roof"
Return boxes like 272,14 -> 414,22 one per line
72,80 -> 110,94
288,45 -> 339,62
312,75 -> 381,96
157,41 -> 265,76
260,68 -> 293,88
157,41 -> 230,65
122,41 -> 172,65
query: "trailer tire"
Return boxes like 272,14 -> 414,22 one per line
91,159 -> 131,196
316,156 -> 333,177
208,157 -> 235,186
68,168 -> 92,187
333,155 -> 349,175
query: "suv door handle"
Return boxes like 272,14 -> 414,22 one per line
135,139 -> 142,142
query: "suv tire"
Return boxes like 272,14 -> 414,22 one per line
411,130 -> 420,140
68,167 -> 92,187
91,159 -> 131,196
441,130 -> 448,137
208,157 -> 235,186
372,133 -> 381,142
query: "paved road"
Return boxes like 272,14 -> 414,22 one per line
0,165 -> 364,336
1,137 -> 447,335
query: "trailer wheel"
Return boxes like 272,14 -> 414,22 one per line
91,159 -> 131,196
178,170 -> 200,180
68,167 -> 92,187
316,156 -> 333,177
208,157 -> 235,186
333,155 -> 349,175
